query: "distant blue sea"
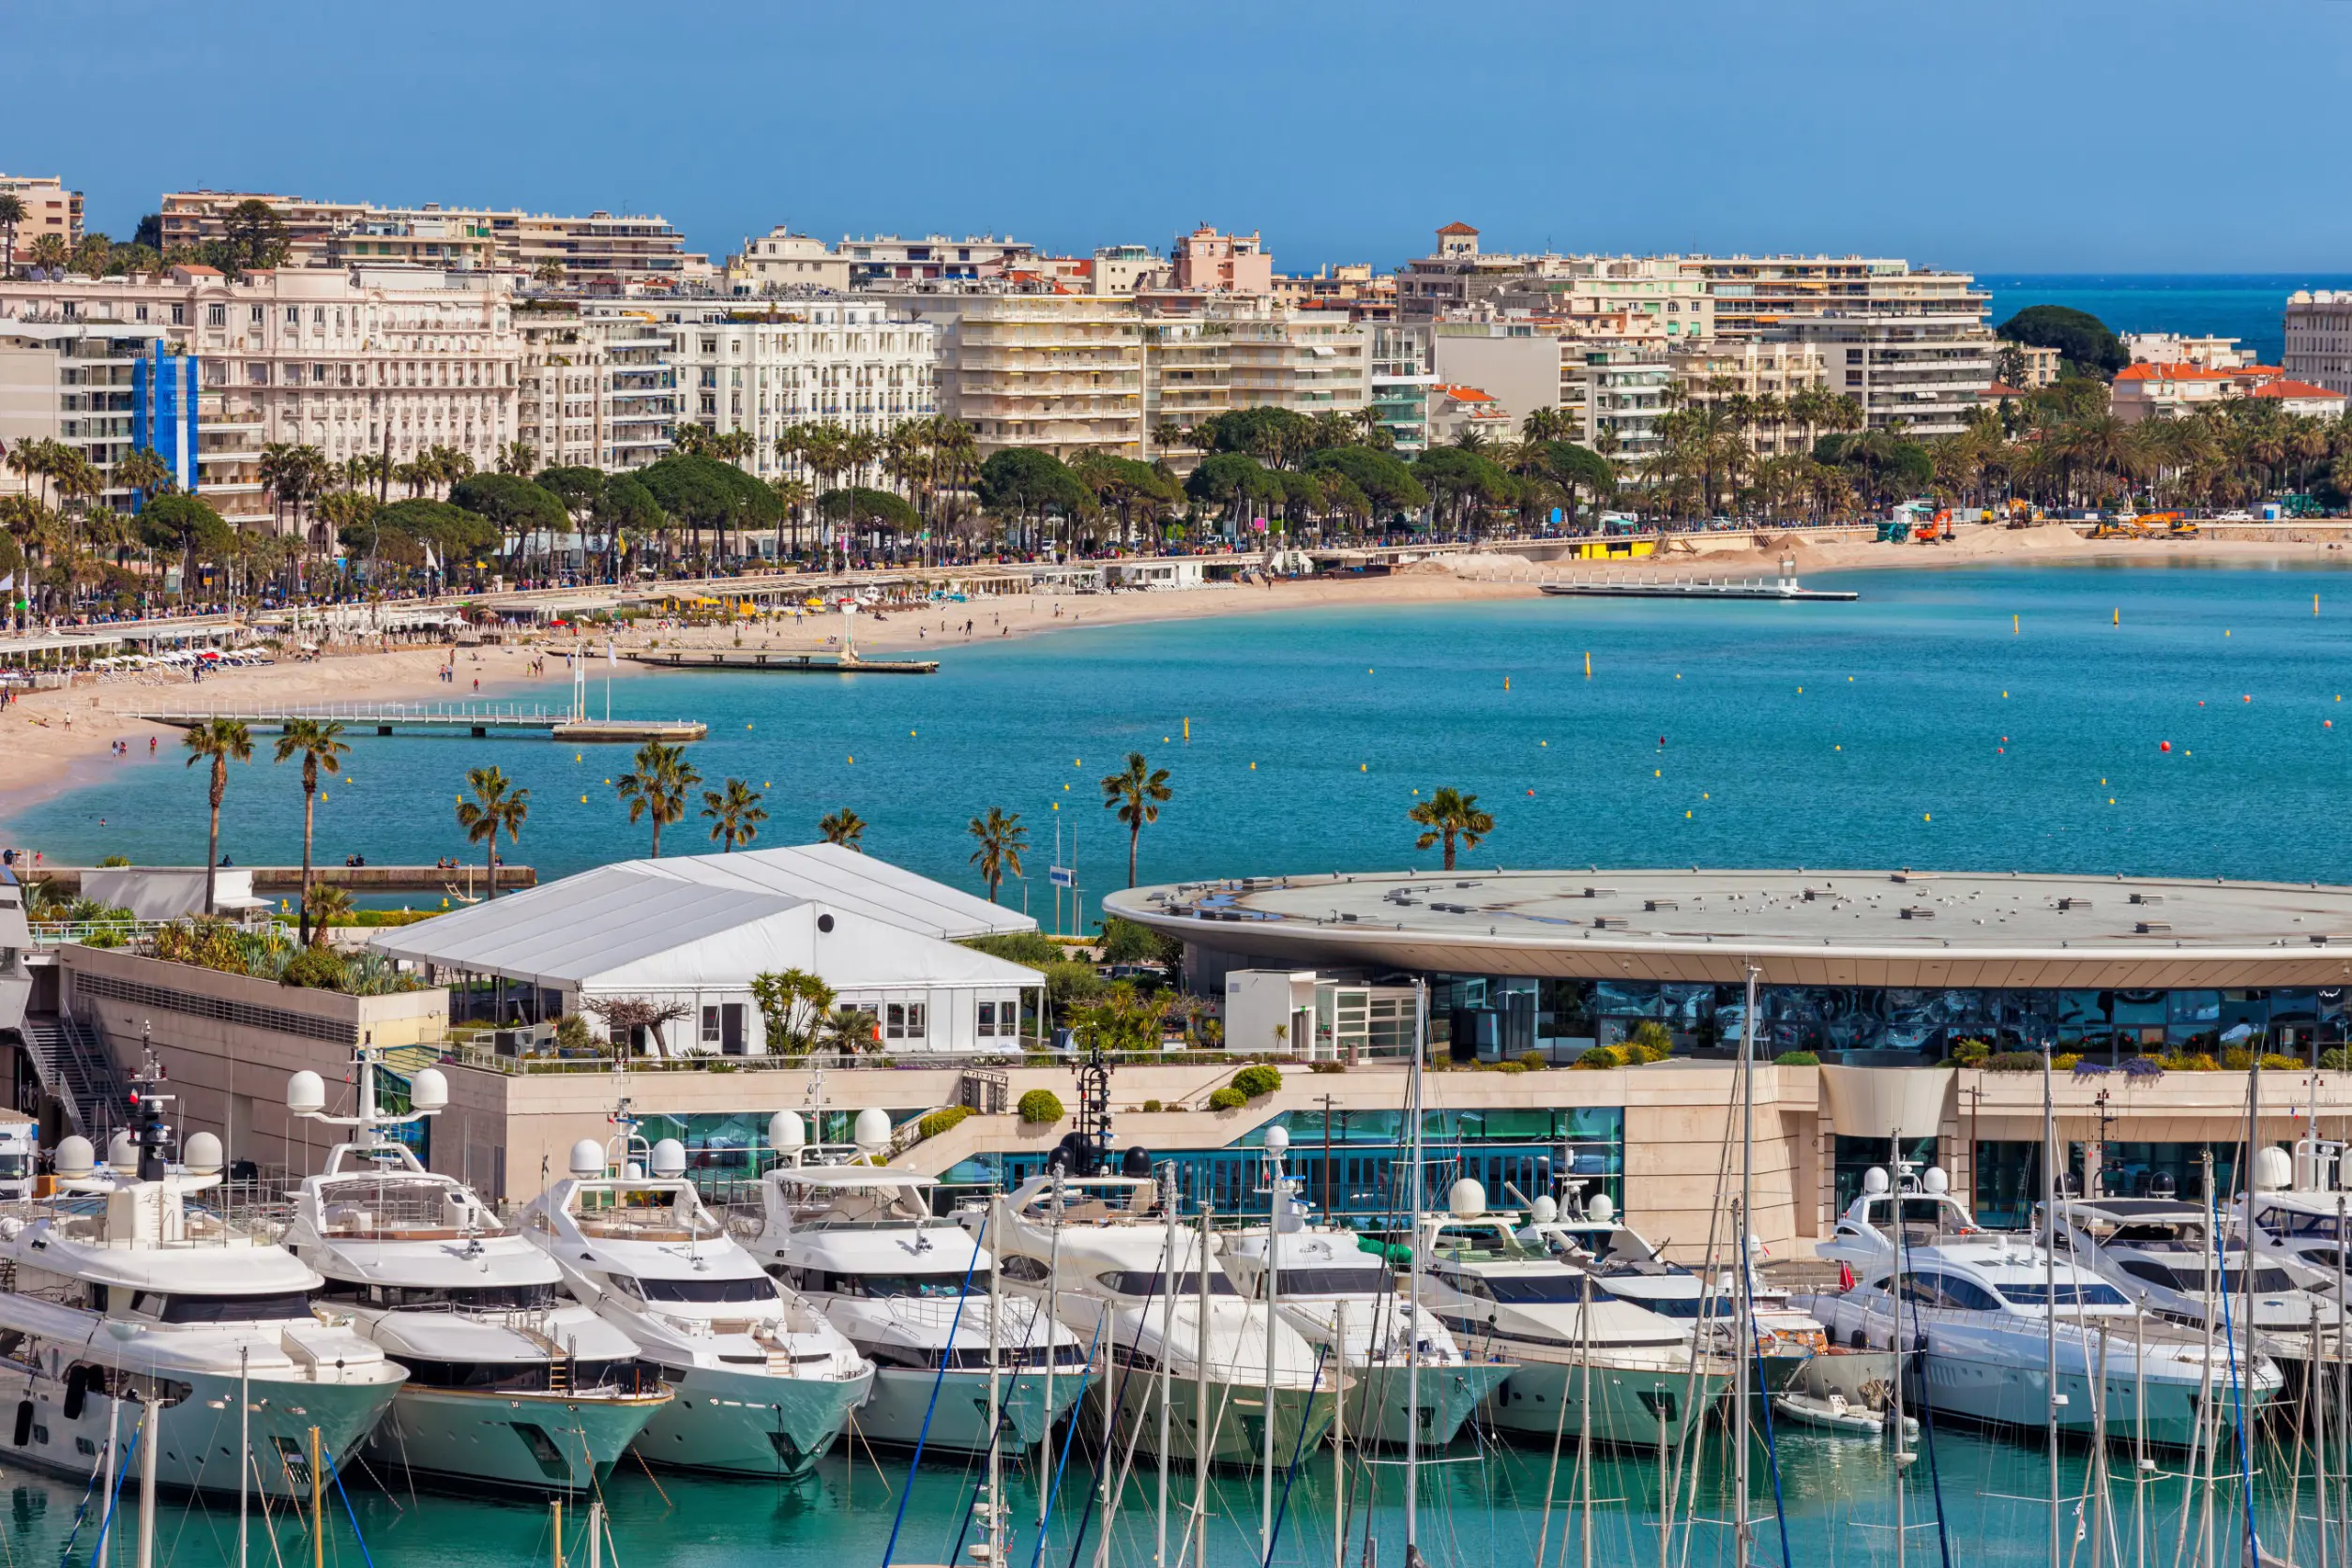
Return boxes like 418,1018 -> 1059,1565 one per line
1980,274 -> 2352,365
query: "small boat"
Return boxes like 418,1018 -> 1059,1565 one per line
1772,1389 -> 1882,1436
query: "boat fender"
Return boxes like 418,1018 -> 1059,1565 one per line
9,1400 -> 29,1446
60,1366 -> 84,1421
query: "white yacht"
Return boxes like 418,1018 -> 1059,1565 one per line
1216,1128 -> 1509,1447
1416,1181 -> 1727,1448
520,1114 -> 873,1478
281,1056 -> 670,1493
976,1171 -> 1341,1465
2238,1141 -> 2352,1313
744,1110 -> 1087,1452
2039,1192 -> 2318,1343
0,1078 -> 403,1497
1799,1164 -> 2282,1446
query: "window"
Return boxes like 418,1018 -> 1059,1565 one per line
633,1274 -> 779,1305
701,1006 -> 720,1045
978,1002 -> 998,1037
886,1002 -> 926,1041
1995,1281 -> 2129,1308
1846,349 -> 1864,365
1846,371 -> 1863,386
999,1255 -> 1052,1284
249,306 -> 264,325
173,304 -> 187,325
249,364 -> 270,385
285,307 -> 299,325
205,304 -> 225,328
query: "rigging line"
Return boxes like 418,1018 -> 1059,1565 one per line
1060,1247 -> 1172,1568
1261,1347 -> 1331,1568
945,1410 -> 1017,1568
1896,1205 -> 1954,1568
321,1442 -> 379,1568
47,1402 -> 119,1568
1025,1309 -> 1108,1568
164,1397 -> 236,1568
1750,1338 -> 1792,1568
2212,1183 -> 2261,1568
882,1207 -> 988,1568
71,1410 -> 143,1568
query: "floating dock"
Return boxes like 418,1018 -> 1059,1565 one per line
136,702 -> 707,742
1539,580 -> 1858,602
625,650 -> 939,674
25,864 -> 537,895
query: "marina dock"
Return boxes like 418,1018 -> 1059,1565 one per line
24,863 -> 535,894
625,650 -> 939,674
135,701 -> 708,742
1539,579 -> 1859,601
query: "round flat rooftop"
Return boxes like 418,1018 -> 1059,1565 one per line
1103,868 -> 2352,988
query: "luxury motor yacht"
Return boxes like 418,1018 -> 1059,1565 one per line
1416,1181 -> 1728,1448
0,1071 -> 403,1497
974,1170 -> 1341,1465
1216,1127 -> 1509,1447
282,1056 -> 670,1492
1799,1164 -> 2282,1445
2039,1191 -> 2319,1346
520,1114 -> 872,1478
743,1109 -> 1087,1452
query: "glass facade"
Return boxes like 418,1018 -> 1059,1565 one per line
1973,1139 -> 2255,1229
1429,976 -> 2349,1063
1832,1135 -> 1936,1217
939,1108 -> 1626,1230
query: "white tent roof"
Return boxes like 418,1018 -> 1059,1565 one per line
370,854 -> 1041,993
620,843 -> 1033,941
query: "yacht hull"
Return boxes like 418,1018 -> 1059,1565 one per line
1909,1354 -> 2252,1448
636,1362 -> 873,1478
1339,1360 -> 1514,1447
364,1384 -> 669,1493
0,1363 -> 400,1500
1486,1356 -> 1726,1449
855,1366 -> 1089,1453
1083,1372 -> 1337,1467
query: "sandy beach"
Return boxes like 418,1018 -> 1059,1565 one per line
2,523 -> 2344,823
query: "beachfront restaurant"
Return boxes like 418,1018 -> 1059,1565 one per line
370,844 -> 1044,1057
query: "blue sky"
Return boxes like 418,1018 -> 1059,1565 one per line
10,0 -> 2351,274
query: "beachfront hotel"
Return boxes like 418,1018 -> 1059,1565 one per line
2,848 -> 2346,1274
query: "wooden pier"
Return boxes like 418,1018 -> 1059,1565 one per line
625,650 -> 939,675
135,701 -> 707,742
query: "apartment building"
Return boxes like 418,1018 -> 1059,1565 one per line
1576,347 -> 1674,466
1272,264 -> 1396,322
723,227 -> 852,295
839,234 -> 1035,288
1669,255 -> 1986,339
1775,306 -> 1997,438
1140,302 -> 1370,458
2284,291 -> 2352,398
1091,246 -> 1168,295
1398,222 -> 1548,319
0,265 -> 521,521
1369,324 -> 1434,454
578,308 -> 677,470
2119,333 -> 2251,371
158,192 -> 688,283
514,303 -> 611,472
1170,227 -> 1273,294
0,322 -> 239,519
649,300 -> 939,479
0,175 -> 83,265
905,294 -> 1142,459
1666,339 -> 1830,456
1492,255 -> 1715,343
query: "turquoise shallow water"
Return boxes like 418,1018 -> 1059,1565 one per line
15,561 -> 2352,905
0,1415 -> 2328,1568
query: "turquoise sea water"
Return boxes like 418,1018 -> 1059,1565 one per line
15,562 -> 2352,906
1979,274 -> 2352,365
0,1414 -> 2329,1568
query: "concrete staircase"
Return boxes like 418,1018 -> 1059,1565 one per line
20,1012 -> 126,1139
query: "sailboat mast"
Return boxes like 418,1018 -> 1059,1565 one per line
1043,1174 -> 1063,1544
1404,980 -> 1426,1567
988,1198 -> 1004,1568
1194,1199 -> 1213,1568
2043,1045 -> 2060,1568
1262,1145 -> 1278,1562
1158,1166 -> 1175,1568
1735,963 -> 1756,1568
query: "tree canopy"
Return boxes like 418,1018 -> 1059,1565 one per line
449,473 -> 568,539
975,447 -> 1092,516
1303,445 -> 1430,515
816,487 -> 920,529
1998,305 -> 2127,381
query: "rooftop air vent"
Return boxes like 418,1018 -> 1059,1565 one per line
2056,897 -> 2092,912
1892,870 -> 1938,883
1645,899 -> 1679,912
1899,906 -> 1936,920
1593,916 -> 1629,930
2130,892 -> 2164,905
2135,920 -> 2173,935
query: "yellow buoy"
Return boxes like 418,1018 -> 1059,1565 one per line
763,781 -> 771,788
2114,609 -> 2119,626
1685,811 -> 1692,819
1163,736 -> 1169,743
1250,762 -> 1257,770
746,722 -> 754,729
1702,792 -> 1710,800
574,753 -> 581,762
1924,813 -> 1931,822
1797,686 -> 1802,694
848,755 -> 854,763
2013,614 -> 2019,635
1540,740 -> 1547,747
1360,763 -> 1367,772
1654,769 -> 1661,777
580,794 -> 587,803
911,730 -> 917,737
1835,745 -> 1842,751
1183,717 -> 1190,740
1584,652 -> 1591,677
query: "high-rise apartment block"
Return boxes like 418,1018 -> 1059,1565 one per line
0,175 -> 83,266
158,192 -> 689,284
2284,292 -> 2352,399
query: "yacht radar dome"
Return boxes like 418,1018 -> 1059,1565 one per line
569,1139 -> 604,1179
1263,1124 -> 1289,1156
769,1109 -> 806,1155
1448,1178 -> 1486,1218
53,1135 -> 93,1180
287,1070 -> 325,1116
409,1067 -> 448,1113
852,1108 -> 891,1154
1588,1192 -> 1615,1223
1529,1195 -> 1559,1224
651,1138 -> 687,1179
181,1132 -> 222,1175
1863,1167 -> 1892,1195
1922,1167 -> 1951,1195
2253,1146 -> 2293,1191
106,1131 -> 137,1172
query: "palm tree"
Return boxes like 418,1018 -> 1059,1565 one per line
967,807 -> 1027,902
455,764 -> 530,898
273,718 -> 348,942
701,777 -> 767,852
0,195 -> 23,281
26,234 -> 67,274
181,718 -> 253,915
1099,751 -> 1172,888
615,741 -> 700,857
819,808 -> 867,851
302,882 -> 354,944
113,446 -> 173,510
1408,786 -> 1494,871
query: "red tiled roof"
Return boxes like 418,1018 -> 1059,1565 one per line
2117,361 -> 2237,383
1436,221 -> 1480,236
1983,382 -> 2026,398
1436,384 -> 1495,402
2249,379 -> 2344,400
